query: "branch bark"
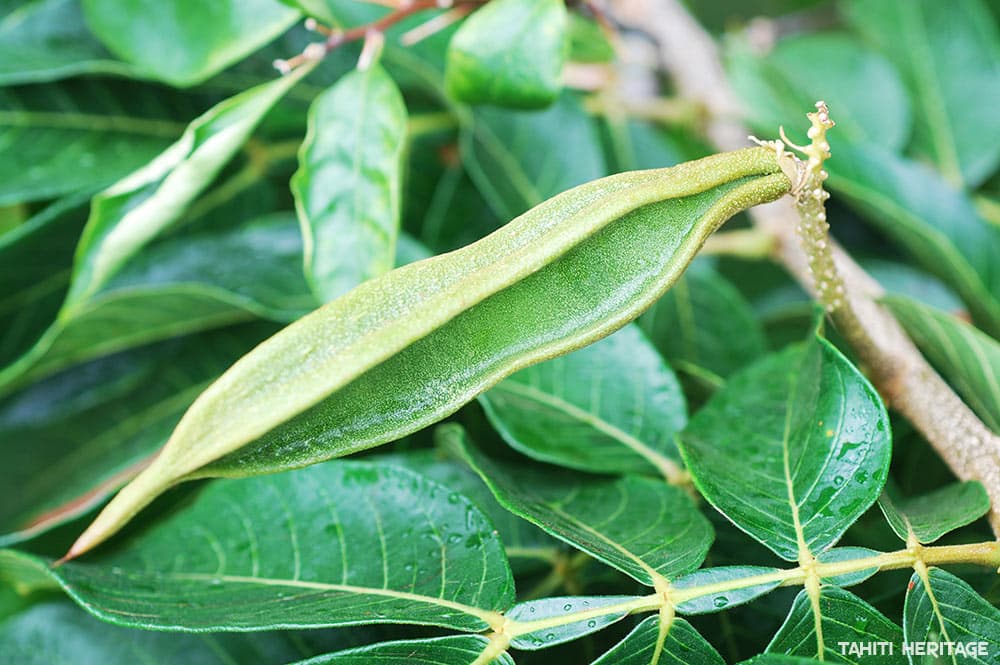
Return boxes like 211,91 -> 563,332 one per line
609,0 -> 1000,535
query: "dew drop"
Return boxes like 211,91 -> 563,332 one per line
587,620 -> 597,628
833,475 -> 845,486
713,595 -> 729,608
563,603 -> 573,612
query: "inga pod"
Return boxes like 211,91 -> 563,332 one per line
67,147 -> 789,558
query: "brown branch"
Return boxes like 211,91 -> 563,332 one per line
609,0 -> 1000,535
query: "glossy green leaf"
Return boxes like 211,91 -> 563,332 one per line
864,260 -> 963,313
672,566 -> 782,615
461,93 -> 606,221
904,567 -> 1000,657
883,296 -> 1000,432
70,147 -> 788,557
878,482 -> 990,544
679,334 -> 891,561
446,0 -> 567,109
739,657 -> 822,665
1,213 -> 314,392
293,65 -> 407,303
374,451 -> 558,573
815,548 -> 879,588
479,325 -> 687,478
767,587 -> 904,663
449,426 -> 714,587
828,144 -> 1000,336
0,81 -> 180,206
592,616 -> 725,665
295,635 -> 514,665
81,0 -> 300,87
844,0 -> 1000,186
638,261 -> 768,383
0,600 -> 363,665
0,324 -> 272,546
726,32 -> 911,151
3,461 -> 515,631
507,596 -> 638,650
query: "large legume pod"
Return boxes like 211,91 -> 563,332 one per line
69,147 -> 789,558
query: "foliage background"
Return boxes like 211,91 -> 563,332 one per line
2,0 -> 1000,662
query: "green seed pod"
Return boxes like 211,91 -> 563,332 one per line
68,147 -> 789,558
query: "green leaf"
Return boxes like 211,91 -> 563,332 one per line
567,13 -> 614,64
672,566 -> 783,615
638,261 -> 768,383
592,616 -> 725,665
448,426 -> 714,587
66,71 -> 309,306
293,65 -> 408,303
294,635 -> 514,665
844,0 -> 1000,186
864,260 -> 963,313
506,596 -> 638,650
883,296 -> 1000,433
828,144 -> 1000,337
726,32 -> 912,151
904,567 -> 1000,658
0,600 -> 361,664
2,461 -> 514,631
461,93 -> 606,221
479,325 -> 687,478
767,587 -> 904,663
679,334 -> 891,561
80,0 -> 300,87
0,324 -> 272,545
0,80 -> 181,206
70,147 -> 788,557
0,0 -> 137,85
0,195 -> 86,368
1,213 -> 314,391
878,482 -> 990,544
0,72 -> 310,392
446,0 -> 567,109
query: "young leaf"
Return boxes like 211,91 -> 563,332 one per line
592,616 -> 725,665
767,587 -> 904,663
0,73 -> 311,392
0,324 -> 273,545
678,334 -> 891,561
844,0 -> 1000,186
506,596 -> 638,650
567,13 -> 615,64
68,147 -> 788,558
883,296 -> 1000,432
904,567 -> 1000,655
3,461 -> 514,631
878,482 -> 990,544
65,70 -> 310,306
638,261 -> 768,383
672,566 -> 783,615
448,426 -> 714,587
1,213 -> 314,391
0,81 -> 176,205
446,0 -> 567,109
292,65 -> 408,303
0,0 -> 138,84
478,324 -> 687,479
80,0 -> 300,87
828,142 -> 1000,337
294,635 -> 514,665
